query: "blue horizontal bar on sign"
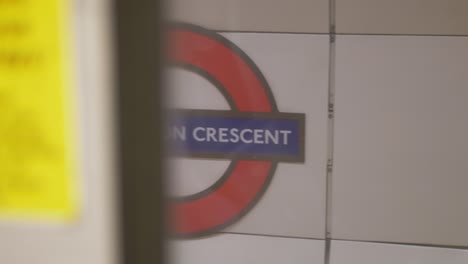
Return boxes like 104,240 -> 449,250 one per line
167,110 -> 305,163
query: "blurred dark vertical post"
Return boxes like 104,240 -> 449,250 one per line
114,0 -> 165,263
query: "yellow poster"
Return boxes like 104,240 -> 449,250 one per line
0,0 -> 79,221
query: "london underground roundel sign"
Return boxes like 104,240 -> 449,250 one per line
168,23 -> 305,237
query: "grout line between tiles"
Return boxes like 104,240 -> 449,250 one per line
336,32 -> 468,37
217,232 -> 468,251
324,0 -> 336,264
216,30 -> 330,35
329,0 -> 336,35
219,231 -> 325,241
332,238 -> 468,250
217,31 -> 468,38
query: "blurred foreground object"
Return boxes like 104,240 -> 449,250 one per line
115,0 -> 165,262
0,0 -> 78,221
0,0 -> 165,263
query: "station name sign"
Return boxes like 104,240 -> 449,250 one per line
168,110 -> 305,162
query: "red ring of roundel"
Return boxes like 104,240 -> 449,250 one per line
169,24 -> 277,237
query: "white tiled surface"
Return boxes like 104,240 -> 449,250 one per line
221,33 -> 329,238
168,0 -> 329,33
171,234 -> 325,264
336,0 -> 468,35
332,35 -> 468,246
169,32 -> 329,238
330,240 -> 468,264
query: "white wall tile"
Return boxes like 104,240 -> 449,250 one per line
332,35 -> 468,246
168,32 -> 329,238
171,234 -> 325,264
169,0 -> 329,33
219,33 -> 329,238
336,0 -> 468,35
330,240 -> 468,264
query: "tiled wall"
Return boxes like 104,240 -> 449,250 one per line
169,1 -> 468,263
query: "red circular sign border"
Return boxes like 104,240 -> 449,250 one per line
169,23 -> 279,238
